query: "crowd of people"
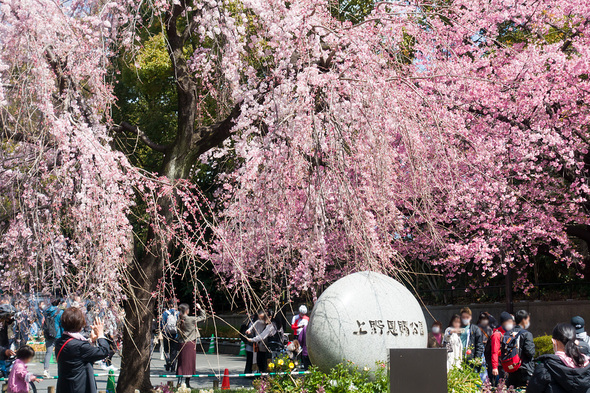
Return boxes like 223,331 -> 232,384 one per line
0,295 -> 213,393
158,302 -> 312,383
427,307 -> 590,392
0,303 -> 112,393
4,293 -> 590,393
0,296 -> 119,378
241,305 -> 310,374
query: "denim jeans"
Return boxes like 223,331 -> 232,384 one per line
44,338 -> 56,371
163,334 -> 178,371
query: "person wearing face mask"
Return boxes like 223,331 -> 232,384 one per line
478,313 -> 494,345
459,307 -> 484,362
527,323 -> 590,393
571,316 -> 590,356
428,321 -> 443,348
506,310 -> 535,388
489,312 -> 514,386
444,314 -> 464,370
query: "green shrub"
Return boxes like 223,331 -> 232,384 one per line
252,362 -> 389,393
534,335 -> 553,358
191,388 -> 255,393
246,359 -> 488,393
447,362 -> 482,393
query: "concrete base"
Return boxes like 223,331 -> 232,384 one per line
390,348 -> 447,393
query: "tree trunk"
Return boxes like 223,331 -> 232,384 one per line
117,247 -> 163,393
116,4 -> 240,392
117,157 -> 190,393
117,12 -> 198,393
117,143 -> 194,393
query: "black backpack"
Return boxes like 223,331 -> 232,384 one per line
43,312 -> 58,339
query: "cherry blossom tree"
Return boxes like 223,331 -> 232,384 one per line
208,0 -> 590,300
2,0 -> 590,392
396,0 -> 590,294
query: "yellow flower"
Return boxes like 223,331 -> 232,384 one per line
289,362 -> 295,369
278,359 -> 284,366
268,363 -> 275,369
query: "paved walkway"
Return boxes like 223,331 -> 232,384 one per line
20,349 -> 253,392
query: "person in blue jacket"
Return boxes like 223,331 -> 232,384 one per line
43,298 -> 64,378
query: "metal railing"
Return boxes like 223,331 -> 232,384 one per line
413,281 -> 590,305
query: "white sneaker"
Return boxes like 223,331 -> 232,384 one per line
43,370 -> 50,378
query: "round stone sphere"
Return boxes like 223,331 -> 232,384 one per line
307,271 -> 427,372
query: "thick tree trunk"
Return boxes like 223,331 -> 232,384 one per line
116,4 -> 239,392
117,19 -> 197,393
117,249 -> 162,393
117,155 -> 192,393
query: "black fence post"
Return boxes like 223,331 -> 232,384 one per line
505,267 -> 514,314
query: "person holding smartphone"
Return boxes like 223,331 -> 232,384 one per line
55,307 -> 111,393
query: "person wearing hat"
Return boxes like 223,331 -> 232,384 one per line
291,305 -> 309,336
489,311 -> 515,386
571,316 -> 590,356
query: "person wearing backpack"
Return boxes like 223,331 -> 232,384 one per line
504,310 -> 535,388
161,300 -> 179,372
489,312 -> 514,386
527,323 -> 590,393
43,298 -> 64,378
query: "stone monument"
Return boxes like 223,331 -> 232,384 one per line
307,271 -> 427,372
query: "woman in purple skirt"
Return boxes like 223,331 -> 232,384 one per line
176,303 -> 206,387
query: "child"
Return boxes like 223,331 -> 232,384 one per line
8,346 -> 37,393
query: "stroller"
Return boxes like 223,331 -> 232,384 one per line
267,328 -> 289,361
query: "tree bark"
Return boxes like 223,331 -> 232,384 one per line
116,4 -> 240,392
117,162 -> 191,393
117,242 -> 163,393
116,96 -> 196,393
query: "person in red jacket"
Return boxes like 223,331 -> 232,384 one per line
489,312 -> 515,386
291,305 -> 309,336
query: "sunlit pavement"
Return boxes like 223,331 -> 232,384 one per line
22,351 -> 253,392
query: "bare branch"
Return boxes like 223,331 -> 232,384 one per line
112,122 -> 171,153
181,15 -> 197,42
192,103 -> 241,155
45,47 -> 94,126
